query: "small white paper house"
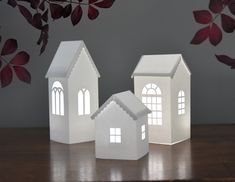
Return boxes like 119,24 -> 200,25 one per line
91,91 -> 151,160
132,54 -> 191,145
45,40 -> 100,144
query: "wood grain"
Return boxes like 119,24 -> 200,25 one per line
0,125 -> 235,181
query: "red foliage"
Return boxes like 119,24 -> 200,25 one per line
1,39 -> 17,56
71,5 -> 83,25
209,23 -> 222,46
191,26 -> 210,44
6,0 -> 116,55
0,39 -> 31,87
216,55 -> 235,68
193,10 -> 212,24
88,5 -> 99,20
1,0 -> 115,87
191,0 -> 235,68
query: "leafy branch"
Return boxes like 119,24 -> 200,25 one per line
0,0 -> 115,87
0,39 -> 30,87
191,0 -> 235,68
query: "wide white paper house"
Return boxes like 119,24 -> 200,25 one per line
46,40 -> 100,144
132,54 -> 191,145
91,91 -> 151,160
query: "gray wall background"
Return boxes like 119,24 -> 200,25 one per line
0,0 -> 235,127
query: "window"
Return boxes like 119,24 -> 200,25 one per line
78,88 -> 90,115
141,124 -> 146,140
178,90 -> 185,115
110,128 -> 121,143
142,84 -> 162,125
52,81 -> 64,116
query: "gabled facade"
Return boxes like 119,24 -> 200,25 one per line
46,40 -> 100,144
132,54 -> 191,145
91,91 -> 151,160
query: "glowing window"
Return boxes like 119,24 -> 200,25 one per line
141,124 -> 146,140
178,90 -> 185,115
78,88 -> 90,115
110,128 -> 121,143
52,81 -> 64,116
142,84 -> 162,125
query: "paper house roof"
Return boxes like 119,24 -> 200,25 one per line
131,54 -> 191,78
46,40 -> 100,78
91,91 -> 151,120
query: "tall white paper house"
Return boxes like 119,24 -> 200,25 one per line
132,54 -> 191,145
46,40 -> 100,144
91,91 -> 151,160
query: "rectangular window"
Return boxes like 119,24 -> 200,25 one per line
141,125 -> 146,140
110,128 -> 121,143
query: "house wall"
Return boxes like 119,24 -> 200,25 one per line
171,61 -> 191,143
68,48 -> 99,144
136,115 -> 149,159
95,101 -> 138,160
134,76 -> 172,144
48,77 -> 69,143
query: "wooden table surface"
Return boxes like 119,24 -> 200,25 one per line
0,125 -> 235,181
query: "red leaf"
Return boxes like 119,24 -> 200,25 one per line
193,10 -> 212,24
7,0 -> 17,8
221,14 -> 235,33
71,5 -> 83,26
30,0 -> 40,9
50,3 -> 64,19
13,66 -> 31,83
191,26 -> 210,44
42,9 -> 48,22
0,65 -> 13,87
32,13 -> 42,29
215,54 -> 235,68
89,0 -> 98,4
40,38 -> 48,54
10,51 -> 30,65
229,0 -> 235,15
39,0 -> 45,11
1,39 -> 18,56
18,5 -> 32,23
209,23 -> 222,46
209,0 -> 223,13
63,4 -> 72,18
88,5 -> 99,20
94,0 -> 115,8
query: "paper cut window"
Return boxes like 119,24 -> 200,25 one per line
78,88 -> 90,115
142,84 -> 162,125
52,81 -> 64,116
141,124 -> 146,140
178,90 -> 185,115
110,128 -> 121,143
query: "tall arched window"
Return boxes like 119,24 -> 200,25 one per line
78,88 -> 90,115
178,90 -> 185,115
52,81 -> 64,116
142,84 -> 162,125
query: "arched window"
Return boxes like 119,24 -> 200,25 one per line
142,84 -> 162,125
78,88 -> 90,115
52,81 -> 64,116
178,90 -> 185,115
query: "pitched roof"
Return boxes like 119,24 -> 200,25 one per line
91,91 -> 151,120
45,40 -> 100,78
131,54 -> 191,78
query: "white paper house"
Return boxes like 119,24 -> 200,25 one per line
132,54 -> 191,145
91,91 -> 151,160
45,40 -> 100,144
